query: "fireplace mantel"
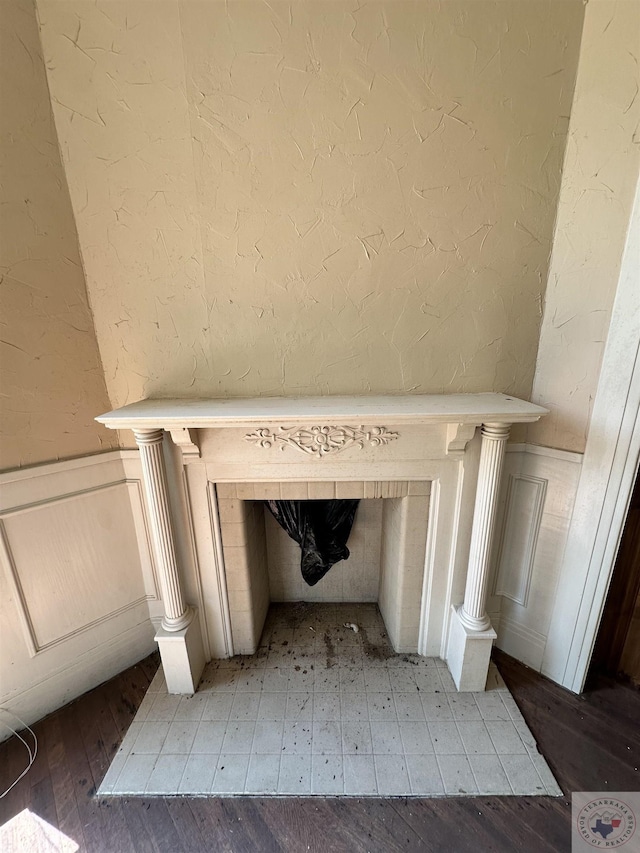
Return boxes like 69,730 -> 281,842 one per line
97,392 -> 547,430
97,393 -> 548,695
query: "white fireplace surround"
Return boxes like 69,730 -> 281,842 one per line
97,394 -> 547,693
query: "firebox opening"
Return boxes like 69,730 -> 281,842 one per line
265,498 -> 361,587
265,499 -> 378,602
216,482 -> 432,661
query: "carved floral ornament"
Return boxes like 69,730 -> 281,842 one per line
244,425 -> 400,457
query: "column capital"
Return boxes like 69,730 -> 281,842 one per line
133,427 -> 165,445
480,422 -> 511,440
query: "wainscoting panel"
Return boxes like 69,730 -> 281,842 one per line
0,451 -> 159,737
494,474 -> 547,607
488,444 -> 583,671
1,482 -> 148,652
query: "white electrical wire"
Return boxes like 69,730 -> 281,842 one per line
0,708 -> 38,798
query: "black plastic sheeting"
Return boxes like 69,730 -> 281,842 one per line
265,500 -> 360,586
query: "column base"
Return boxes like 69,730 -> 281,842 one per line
446,604 -> 496,692
155,606 -> 206,694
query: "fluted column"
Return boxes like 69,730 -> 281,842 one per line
459,422 -> 511,631
134,428 -> 190,631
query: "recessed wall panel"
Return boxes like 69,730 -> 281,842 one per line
2,483 -> 147,650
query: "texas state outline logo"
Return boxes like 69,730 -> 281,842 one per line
573,794 -> 637,850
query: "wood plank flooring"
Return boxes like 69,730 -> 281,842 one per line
1,650 -> 638,852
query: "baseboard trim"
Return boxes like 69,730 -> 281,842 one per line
0,617 -> 156,738
494,613 -> 547,671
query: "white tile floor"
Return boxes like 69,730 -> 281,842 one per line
99,603 -> 562,797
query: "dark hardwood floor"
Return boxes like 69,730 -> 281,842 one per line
1,650 -> 638,853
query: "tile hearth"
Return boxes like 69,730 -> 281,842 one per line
99,603 -> 561,798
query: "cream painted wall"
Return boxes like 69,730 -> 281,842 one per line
0,0 -> 117,469
528,0 -> 640,453
37,0 -> 583,410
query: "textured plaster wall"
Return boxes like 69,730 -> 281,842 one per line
37,0 -> 583,409
529,0 -> 640,453
0,0 -> 117,469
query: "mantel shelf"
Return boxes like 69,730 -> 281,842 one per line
96,393 -> 548,431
